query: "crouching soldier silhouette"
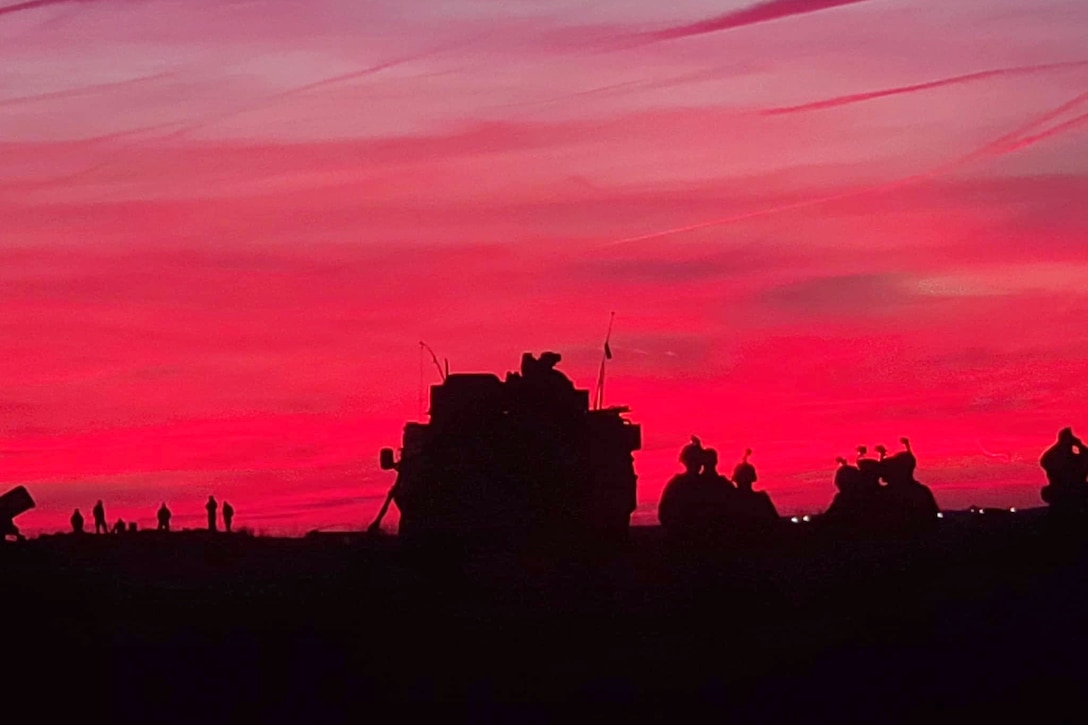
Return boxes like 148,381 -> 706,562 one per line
1040,427 -> 1088,516
658,437 -> 731,541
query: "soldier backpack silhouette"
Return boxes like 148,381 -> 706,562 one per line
71,508 -> 84,534
112,518 -> 126,535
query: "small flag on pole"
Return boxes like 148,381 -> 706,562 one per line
604,341 -> 612,359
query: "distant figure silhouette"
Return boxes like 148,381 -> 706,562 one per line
112,518 -> 125,535
1040,427 -> 1088,514
728,448 -> 779,532
206,496 -> 218,532
93,499 -> 107,534
659,437 -> 731,536
222,501 -> 234,533
157,502 -> 171,531
71,508 -> 84,534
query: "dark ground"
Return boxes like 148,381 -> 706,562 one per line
7,509 -> 1088,723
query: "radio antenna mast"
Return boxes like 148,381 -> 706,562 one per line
593,312 -> 615,410
419,341 -> 446,382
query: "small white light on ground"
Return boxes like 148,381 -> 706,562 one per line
790,517 -> 800,523
802,515 -> 811,522
937,512 -> 944,519
1010,507 -> 1017,513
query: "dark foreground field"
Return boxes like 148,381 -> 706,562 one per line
7,510 -> 1088,722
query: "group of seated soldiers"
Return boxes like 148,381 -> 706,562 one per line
658,438 -> 779,540
825,437 -> 939,532
659,435 -> 940,540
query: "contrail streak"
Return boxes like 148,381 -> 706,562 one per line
762,60 -> 1088,116
0,0 -> 73,17
642,0 -> 872,44
601,91 -> 1088,247
0,71 -> 175,108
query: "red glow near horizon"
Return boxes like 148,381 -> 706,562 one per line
1,0 -> 1087,535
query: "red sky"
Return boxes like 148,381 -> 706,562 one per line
2,0 -> 1086,535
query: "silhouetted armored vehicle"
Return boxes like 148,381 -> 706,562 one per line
0,486 -> 34,541
378,352 -> 641,547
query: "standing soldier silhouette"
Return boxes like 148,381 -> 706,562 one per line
157,502 -> 171,531
222,501 -> 234,533
92,499 -> 107,534
206,495 -> 218,532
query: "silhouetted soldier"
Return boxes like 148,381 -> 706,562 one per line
71,508 -> 84,534
112,518 -> 125,534
93,499 -> 107,534
659,437 -> 731,536
222,501 -> 234,532
855,446 -> 882,493
880,437 -> 939,530
700,448 -> 734,489
206,496 -> 218,531
825,456 -> 863,523
157,502 -> 171,531
1040,427 -> 1088,514
729,448 -> 779,532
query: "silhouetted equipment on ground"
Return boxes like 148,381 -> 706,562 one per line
821,438 -> 938,534
71,508 -> 84,534
374,351 -> 641,547
1040,427 -> 1088,515
112,518 -> 125,534
0,486 -> 34,542
223,501 -> 234,532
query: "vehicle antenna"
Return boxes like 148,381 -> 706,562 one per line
593,311 -> 616,410
419,341 -> 446,382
